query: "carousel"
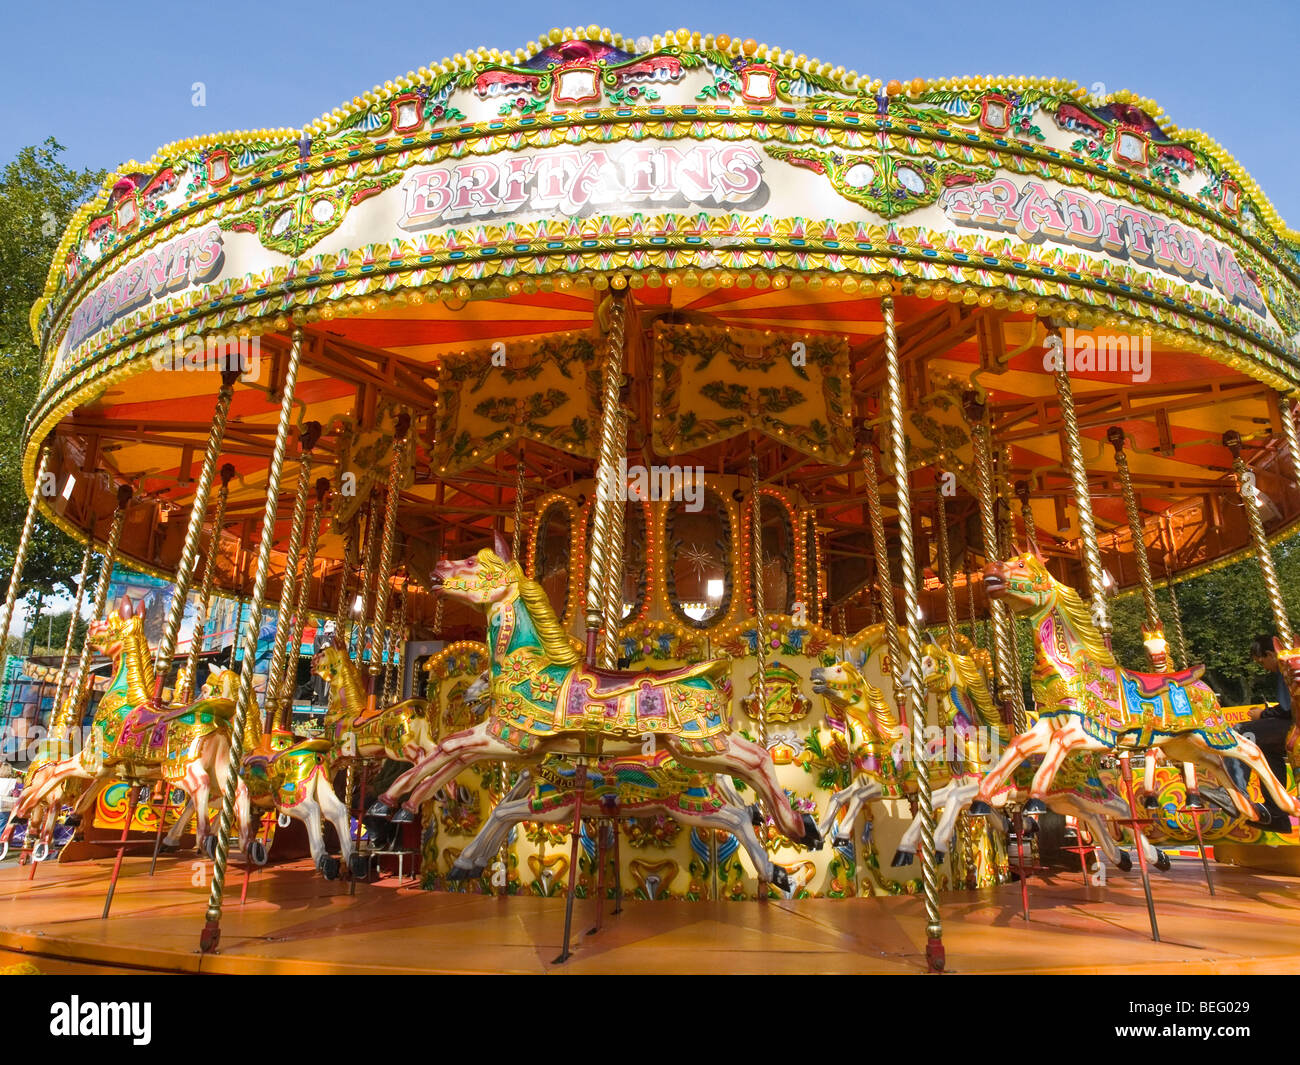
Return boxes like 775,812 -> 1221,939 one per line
2,26 -> 1300,975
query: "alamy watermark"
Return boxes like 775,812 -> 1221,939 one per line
150,330 -> 260,382
597,458 -> 706,511
1043,327 -> 1151,383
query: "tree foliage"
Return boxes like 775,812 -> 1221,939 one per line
0,140 -> 104,606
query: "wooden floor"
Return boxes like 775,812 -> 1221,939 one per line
2,855 -> 1300,974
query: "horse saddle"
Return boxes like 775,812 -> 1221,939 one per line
247,731 -> 332,764
579,659 -> 727,699
120,696 -> 236,736
1119,664 -> 1204,701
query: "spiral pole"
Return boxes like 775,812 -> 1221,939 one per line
859,434 -> 903,698
511,448 -> 528,563
384,584 -> 409,705
962,392 -> 1027,732
201,327 -> 305,954
333,516 -> 359,642
1050,329 -> 1110,640
50,524 -> 95,719
354,499 -> 382,661
264,424 -> 320,730
1224,431 -> 1294,647
1109,429 -> 1166,658
1278,394 -> 1300,487
1158,539 -> 1190,672
366,416 -> 410,699
153,373 -> 239,698
600,410 -> 628,670
749,451 -> 768,746
178,465 -> 235,704
935,474 -> 957,650
0,447 -> 51,655
882,295 -> 943,970
1014,480 -> 1038,552
57,485 -> 132,736
585,289 -> 626,665
277,477 -> 329,724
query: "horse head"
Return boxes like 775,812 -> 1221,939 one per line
429,530 -> 517,610
311,643 -> 361,702
1141,625 -> 1170,671
983,551 -> 1056,615
810,653 -> 900,745
87,600 -> 145,658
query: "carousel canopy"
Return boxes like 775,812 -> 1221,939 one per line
22,27 -> 1300,631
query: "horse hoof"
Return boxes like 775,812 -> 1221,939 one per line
935,851 -> 946,865
64,814 -> 82,828
968,801 -> 993,816
247,840 -> 268,867
1156,851 -> 1171,872
1118,851 -> 1132,872
318,855 -> 341,881
365,800 -> 393,818
201,835 -> 217,859
748,803 -> 763,830
891,851 -> 914,867
1023,799 -> 1048,816
349,853 -> 369,880
159,839 -> 179,852
770,865 -> 791,893
391,807 -> 416,824
800,813 -> 823,850
448,864 -> 484,881
1143,794 -> 1160,810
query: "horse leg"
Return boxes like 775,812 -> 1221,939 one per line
293,799 -> 337,880
314,773 -> 358,877
161,798 -> 195,849
454,785 -> 548,880
397,724 -> 522,810
817,788 -> 851,843
1198,732 -> 1299,817
1161,737 -> 1264,821
976,718 -> 1055,803
1027,724 -> 1096,802
667,734 -> 815,846
677,801 -> 788,894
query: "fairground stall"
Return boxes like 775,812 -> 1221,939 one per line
2,26 -> 1299,974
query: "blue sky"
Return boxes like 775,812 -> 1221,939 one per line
3,0 -> 1298,223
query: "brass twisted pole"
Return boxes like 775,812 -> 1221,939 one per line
1278,394 -> 1300,486
1108,429 -> 1161,635
277,477 -> 329,723
264,423 -> 320,730
333,515 -> 359,642
749,450 -> 768,746
511,448 -> 528,562
153,372 -> 239,699
0,446 -> 51,653
201,328 -> 305,953
1158,539 -> 1190,672
883,295 -> 944,971
366,414 -> 410,704
178,464 -> 236,704
935,474 -> 958,650
1014,480 -> 1038,551
1224,431 -> 1294,647
963,392 -> 1027,732
51,523 -> 95,719
600,410 -> 628,670
1049,328 -> 1110,640
384,585 -> 409,706
57,486 -> 133,736
585,289 -> 626,665
354,499 -> 382,660
859,432 -> 903,698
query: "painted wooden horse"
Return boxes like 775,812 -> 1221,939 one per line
385,533 -> 820,848
976,552 -> 1298,822
447,749 -> 794,892
811,651 -> 910,845
1,603 -> 239,855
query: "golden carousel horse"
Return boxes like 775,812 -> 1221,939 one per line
310,642 -> 438,823
0,602 -> 238,856
975,552 -> 1298,823
383,532 -> 820,849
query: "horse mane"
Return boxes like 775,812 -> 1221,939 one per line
841,664 -> 902,745
480,549 -> 580,667
1035,559 -> 1117,668
947,648 -> 1002,734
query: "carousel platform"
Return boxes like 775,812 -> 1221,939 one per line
2,857 -> 1300,975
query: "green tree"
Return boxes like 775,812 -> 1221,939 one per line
0,140 -> 105,617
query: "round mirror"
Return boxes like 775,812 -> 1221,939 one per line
534,500 -> 573,622
667,488 -> 731,628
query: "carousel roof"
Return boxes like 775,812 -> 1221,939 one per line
22,28 -> 1300,630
